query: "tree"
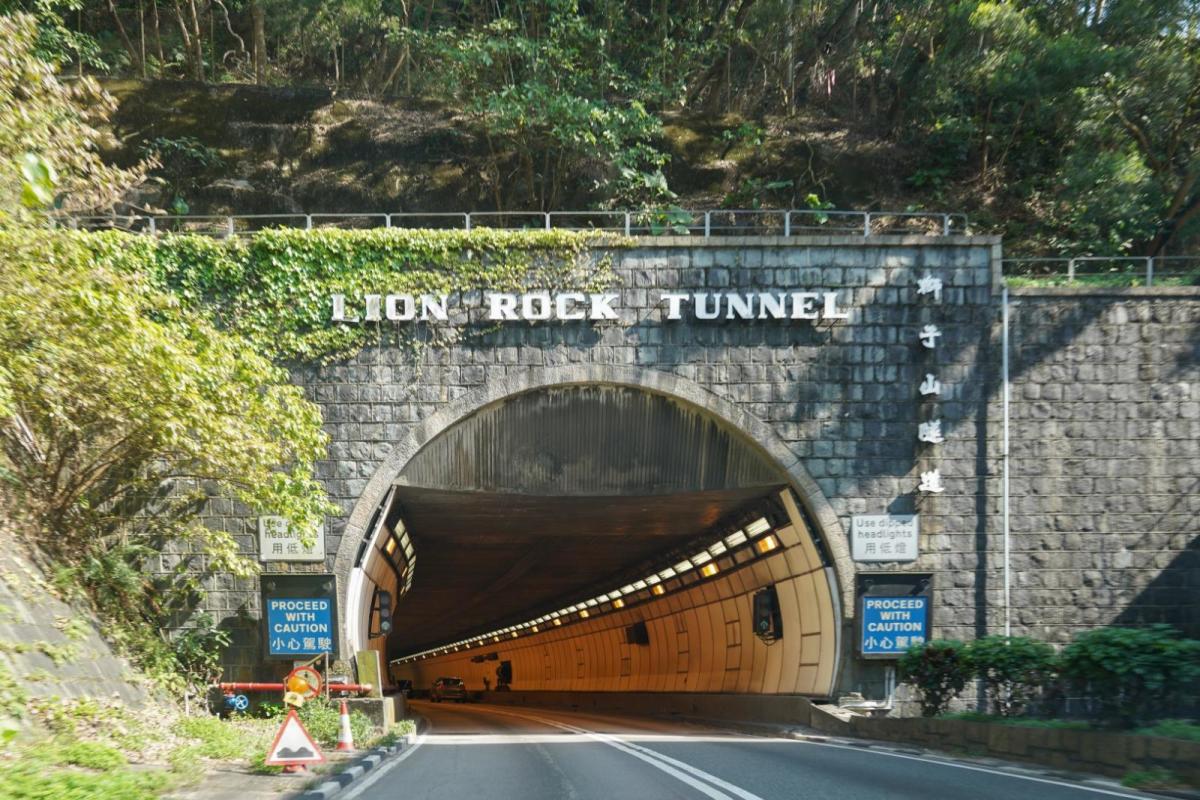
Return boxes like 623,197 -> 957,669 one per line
0,229 -> 336,675
0,13 -> 147,219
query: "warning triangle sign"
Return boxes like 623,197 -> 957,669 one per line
265,709 -> 327,766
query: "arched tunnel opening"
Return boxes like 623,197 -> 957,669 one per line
345,384 -> 842,698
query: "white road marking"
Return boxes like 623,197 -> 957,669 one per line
340,728 -> 428,800
466,704 -> 768,800
792,739 -> 1151,799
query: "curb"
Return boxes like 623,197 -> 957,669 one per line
294,718 -> 426,800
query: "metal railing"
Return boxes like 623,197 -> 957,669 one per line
1002,256 -> 1200,288
61,208 -> 970,238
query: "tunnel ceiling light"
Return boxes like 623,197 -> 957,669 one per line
620,584 -> 636,595
746,518 -> 771,536
587,598 -> 600,607
531,625 -> 538,633
493,635 -> 500,642
511,632 -> 518,638
755,534 -> 780,554
645,574 -> 661,585
700,563 -> 719,578
612,598 -> 625,609
553,618 -> 562,626
632,580 -> 647,591
725,530 -> 748,547
674,559 -> 694,573
658,567 -> 677,580
579,609 -> 590,618
385,537 -> 398,555
708,541 -> 728,556
651,584 -> 666,596
691,551 -> 712,565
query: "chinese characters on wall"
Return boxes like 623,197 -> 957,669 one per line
916,271 -> 946,495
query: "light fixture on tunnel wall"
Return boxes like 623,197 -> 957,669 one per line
753,585 -> 783,644
579,609 -> 590,619
553,618 -> 562,626
612,598 -> 625,609
651,584 -> 665,597
755,534 -> 780,554
700,563 -> 719,578
746,517 -> 771,536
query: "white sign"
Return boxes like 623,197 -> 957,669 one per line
258,516 -> 325,563
264,709 -> 326,766
852,515 -> 920,562
331,291 -> 851,324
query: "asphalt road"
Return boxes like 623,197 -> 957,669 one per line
347,700 -> 1149,800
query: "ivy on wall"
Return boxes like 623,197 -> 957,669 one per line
81,228 -> 623,363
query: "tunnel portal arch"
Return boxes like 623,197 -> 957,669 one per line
333,365 -> 852,696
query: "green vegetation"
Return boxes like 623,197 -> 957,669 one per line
968,635 -> 1056,717
896,640 -> 972,717
1121,768 -> 1187,790
1134,720 -> 1200,742
900,626 -> 1200,730
1059,625 -> 1200,728
7,1 -> 1199,256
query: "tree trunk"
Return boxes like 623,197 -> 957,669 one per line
252,2 -> 267,84
151,0 -> 164,67
107,0 -> 146,73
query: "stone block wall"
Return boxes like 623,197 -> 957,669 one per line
177,237 -> 1199,698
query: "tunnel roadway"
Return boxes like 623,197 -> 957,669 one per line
346,701 -> 1148,800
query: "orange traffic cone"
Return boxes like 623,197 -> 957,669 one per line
336,699 -> 355,752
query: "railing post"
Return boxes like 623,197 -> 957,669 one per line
624,212 -> 631,236
544,212 -> 551,231
226,216 -> 235,238
148,216 -> 157,236
464,213 -> 471,231
704,211 -> 711,237
1146,257 -> 1154,287
1067,258 -> 1076,283
942,214 -> 951,236
864,212 -> 871,236
784,211 -> 791,237
385,214 -> 392,228
305,214 -> 313,230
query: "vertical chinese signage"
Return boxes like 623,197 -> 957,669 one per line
261,575 -> 338,660
915,271 -> 947,496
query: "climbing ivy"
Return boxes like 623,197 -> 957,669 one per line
80,228 -> 623,364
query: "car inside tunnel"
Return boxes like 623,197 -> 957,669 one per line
345,384 -> 842,697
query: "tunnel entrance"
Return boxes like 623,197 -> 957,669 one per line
341,383 -> 843,697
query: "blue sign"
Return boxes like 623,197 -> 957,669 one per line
266,597 -> 334,657
861,595 -> 928,657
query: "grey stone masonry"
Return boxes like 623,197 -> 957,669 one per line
177,236 -> 1199,688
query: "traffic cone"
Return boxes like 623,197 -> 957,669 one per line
336,699 -> 355,752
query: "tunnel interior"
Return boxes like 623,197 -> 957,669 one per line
349,385 -> 841,696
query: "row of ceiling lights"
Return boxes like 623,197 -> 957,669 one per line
394,516 -> 781,664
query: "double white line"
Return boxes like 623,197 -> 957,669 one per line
476,706 -> 766,800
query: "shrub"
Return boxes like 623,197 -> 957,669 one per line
897,640 -> 973,717
296,698 -> 374,748
1059,625 -> 1200,728
967,635 -> 1056,717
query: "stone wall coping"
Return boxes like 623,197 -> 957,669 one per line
1009,286 -> 1200,298
623,235 -> 1002,248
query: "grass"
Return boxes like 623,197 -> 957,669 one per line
1122,768 -> 1187,790
939,712 -> 1091,729
1134,720 -> 1200,742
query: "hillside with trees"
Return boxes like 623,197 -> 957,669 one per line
10,0 -> 1200,254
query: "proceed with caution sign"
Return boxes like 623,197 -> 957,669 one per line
860,595 -> 928,658
266,597 -> 334,657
